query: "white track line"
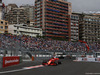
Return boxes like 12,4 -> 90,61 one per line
0,65 -> 44,74
23,65 -> 44,69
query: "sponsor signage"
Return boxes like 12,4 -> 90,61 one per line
86,55 -> 94,58
83,58 -> 87,61
96,58 -> 100,61
3,56 -> 19,67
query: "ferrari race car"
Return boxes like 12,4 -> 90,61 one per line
42,57 -> 61,66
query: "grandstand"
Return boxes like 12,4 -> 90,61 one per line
0,34 -> 100,57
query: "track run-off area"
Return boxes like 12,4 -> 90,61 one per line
0,58 -> 100,75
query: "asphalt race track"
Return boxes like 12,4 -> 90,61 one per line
1,58 -> 100,75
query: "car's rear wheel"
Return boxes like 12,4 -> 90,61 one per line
54,61 -> 59,66
42,60 -> 48,65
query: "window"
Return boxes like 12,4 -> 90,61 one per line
5,26 -> 8,29
1,21 -> 3,24
17,27 -> 19,29
0,26 -> 3,29
5,31 -> 8,33
5,22 -> 8,25
14,30 -> 16,33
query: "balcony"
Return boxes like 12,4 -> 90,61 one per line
45,27 -> 68,32
45,21 -> 68,26
47,1 -> 68,8
45,13 -> 67,19
46,4 -> 68,11
46,10 -> 68,17
46,7 -> 68,13
45,17 -> 68,23
46,24 -> 68,28
46,31 -> 68,35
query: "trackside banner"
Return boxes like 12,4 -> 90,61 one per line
3,56 -> 19,68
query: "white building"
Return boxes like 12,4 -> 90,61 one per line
0,1 -> 5,20
8,24 -> 42,37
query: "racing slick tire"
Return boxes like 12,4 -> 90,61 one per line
54,61 -> 61,65
42,60 -> 48,65
58,61 -> 61,64
54,62 -> 58,66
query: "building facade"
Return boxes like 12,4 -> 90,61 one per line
35,0 -> 72,40
5,4 -> 18,14
0,0 -> 5,20
77,13 -> 100,43
20,4 -> 35,21
27,20 -> 35,27
5,8 -> 28,24
71,13 -> 79,41
8,24 -> 42,37
0,20 -> 8,33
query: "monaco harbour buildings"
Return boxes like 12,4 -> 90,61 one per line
0,20 -> 8,33
0,0 -> 100,43
5,4 -> 35,25
5,4 -> 18,14
5,7 -> 28,24
0,0 -> 5,20
0,0 -> 8,34
70,13 -> 79,42
73,13 -> 100,43
35,0 -> 72,40
20,4 -> 35,21
8,24 -> 42,37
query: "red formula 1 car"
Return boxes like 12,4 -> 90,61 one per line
42,57 -> 61,66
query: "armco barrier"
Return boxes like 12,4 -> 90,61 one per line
87,58 -> 95,61
76,57 -> 82,61
3,56 -> 20,68
0,57 -> 3,69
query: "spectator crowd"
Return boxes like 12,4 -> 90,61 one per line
0,34 -> 100,53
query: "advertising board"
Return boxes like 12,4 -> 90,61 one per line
3,56 -> 19,67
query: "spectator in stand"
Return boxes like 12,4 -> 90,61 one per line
0,34 -> 100,53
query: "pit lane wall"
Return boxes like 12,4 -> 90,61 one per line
0,56 -> 21,69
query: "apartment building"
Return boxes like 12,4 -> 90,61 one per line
5,8 -> 28,24
0,0 -> 5,20
75,13 -> 100,43
71,13 -> 79,41
0,20 -> 8,33
20,4 -> 35,21
35,0 -> 72,40
5,4 -> 18,14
